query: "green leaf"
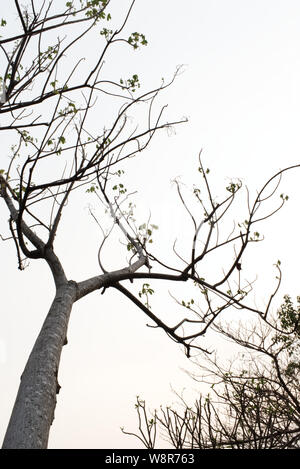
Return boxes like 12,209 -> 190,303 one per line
128,32 -> 148,50
59,136 -> 66,144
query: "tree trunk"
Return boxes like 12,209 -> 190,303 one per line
2,281 -> 77,449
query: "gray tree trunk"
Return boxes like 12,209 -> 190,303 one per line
2,281 -> 77,449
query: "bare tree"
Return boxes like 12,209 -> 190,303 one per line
0,0 -> 298,448
124,295 -> 300,449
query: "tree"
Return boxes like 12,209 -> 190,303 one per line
123,295 -> 300,449
0,0 -> 298,449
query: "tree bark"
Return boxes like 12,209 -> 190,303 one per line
2,281 -> 77,449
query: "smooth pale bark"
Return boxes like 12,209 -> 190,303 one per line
2,281 -> 77,449
1,258 -> 148,448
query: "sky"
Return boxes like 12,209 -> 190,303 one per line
1,0 -> 300,449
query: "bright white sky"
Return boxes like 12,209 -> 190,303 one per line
1,0 -> 300,449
